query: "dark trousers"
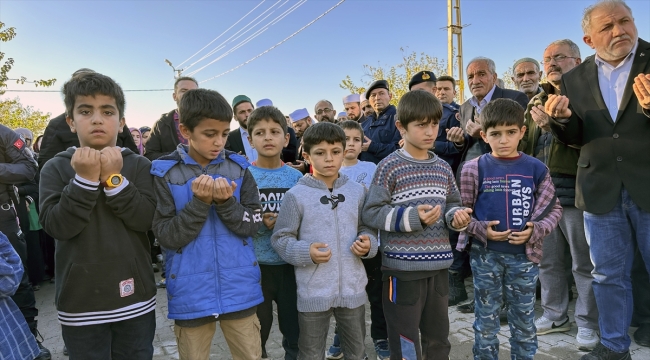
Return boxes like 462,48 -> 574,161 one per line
41,230 -> 56,279
257,264 -> 299,360
363,254 -> 388,340
382,270 -> 450,360
0,208 -> 38,335
633,249 -> 650,325
449,231 -> 470,278
62,311 -> 156,360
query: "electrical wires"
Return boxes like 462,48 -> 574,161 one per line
199,0 -> 346,84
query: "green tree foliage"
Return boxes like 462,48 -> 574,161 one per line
1,22 -> 56,95
340,48 -> 450,106
0,98 -> 51,135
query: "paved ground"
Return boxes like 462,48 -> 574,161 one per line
35,274 -> 650,359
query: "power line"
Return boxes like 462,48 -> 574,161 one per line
176,0 -> 267,68
200,0 -> 346,84
183,0 -> 286,72
186,0 -> 307,77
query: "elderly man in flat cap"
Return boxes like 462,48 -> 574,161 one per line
512,57 -> 544,100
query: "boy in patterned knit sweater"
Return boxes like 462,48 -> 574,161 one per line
456,98 -> 562,360
362,90 -> 473,360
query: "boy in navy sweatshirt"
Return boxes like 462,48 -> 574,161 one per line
457,98 -> 562,360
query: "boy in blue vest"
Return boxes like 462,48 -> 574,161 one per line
246,106 -> 302,360
456,98 -> 562,360
151,88 -> 264,360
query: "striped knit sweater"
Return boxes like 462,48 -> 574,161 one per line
362,150 -> 467,271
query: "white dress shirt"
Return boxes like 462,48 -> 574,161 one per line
595,41 -> 638,121
240,128 -> 258,163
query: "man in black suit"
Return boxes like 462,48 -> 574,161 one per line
445,56 -> 529,309
144,77 -> 198,162
226,95 -> 257,162
543,1 -> 650,359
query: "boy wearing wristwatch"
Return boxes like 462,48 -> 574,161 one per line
39,72 -> 157,359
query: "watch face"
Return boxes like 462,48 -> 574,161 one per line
110,176 -> 121,186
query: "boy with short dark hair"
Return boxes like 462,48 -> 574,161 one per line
339,120 -> 376,188
246,106 -> 302,360
39,72 -> 157,359
272,122 -> 378,360
362,90 -> 473,360
151,88 -> 264,360
456,98 -> 562,360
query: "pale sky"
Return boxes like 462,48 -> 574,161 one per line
1,0 -> 649,131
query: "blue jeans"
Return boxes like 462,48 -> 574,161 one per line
584,188 -> 650,352
470,244 -> 538,360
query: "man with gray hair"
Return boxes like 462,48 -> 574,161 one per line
521,39 -> 601,351
446,56 -> 529,310
543,1 -> 650,359
512,58 -> 544,100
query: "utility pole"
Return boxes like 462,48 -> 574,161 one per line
447,0 -> 465,102
164,59 -> 183,79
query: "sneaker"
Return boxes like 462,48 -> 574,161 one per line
457,299 -> 475,313
535,316 -> 571,335
577,327 -> 600,351
326,334 -> 343,359
34,341 -> 52,360
374,339 -> 390,360
448,272 -> 468,306
580,342 -> 631,360
156,278 -> 166,289
152,263 -> 159,273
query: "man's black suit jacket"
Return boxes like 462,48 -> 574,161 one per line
550,38 -> 650,214
38,113 -> 138,168
458,86 -> 529,158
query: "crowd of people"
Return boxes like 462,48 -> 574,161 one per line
1,1 -> 650,360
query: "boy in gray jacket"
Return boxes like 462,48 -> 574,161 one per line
272,122 -> 378,360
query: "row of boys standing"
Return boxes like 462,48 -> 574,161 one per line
32,69 -> 562,360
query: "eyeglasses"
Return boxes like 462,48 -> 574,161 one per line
542,55 -> 577,64
315,108 -> 333,115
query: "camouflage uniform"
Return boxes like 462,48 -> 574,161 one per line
470,243 -> 539,360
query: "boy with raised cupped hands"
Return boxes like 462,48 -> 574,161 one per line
151,88 -> 264,360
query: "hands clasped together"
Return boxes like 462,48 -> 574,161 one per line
71,146 -> 123,183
